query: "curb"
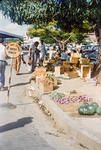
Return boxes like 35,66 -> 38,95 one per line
29,81 -> 101,150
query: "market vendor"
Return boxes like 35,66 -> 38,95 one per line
61,50 -> 70,61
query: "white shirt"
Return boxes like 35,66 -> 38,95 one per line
0,43 -> 6,61
39,44 -> 46,58
49,50 -> 56,59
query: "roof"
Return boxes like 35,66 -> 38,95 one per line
0,30 -> 23,39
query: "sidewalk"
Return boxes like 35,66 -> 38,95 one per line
30,77 -> 101,150
0,60 -> 86,150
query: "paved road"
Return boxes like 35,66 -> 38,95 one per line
0,58 -> 84,150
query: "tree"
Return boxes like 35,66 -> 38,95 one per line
27,21 -> 87,49
0,1 -> 97,41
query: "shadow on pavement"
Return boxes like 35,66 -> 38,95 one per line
10,81 -> 30,88
16,102 -> 33,106
4,82 -> 30,89
17,72 -> 32,75
0,117 -> 33,133
0,87 -> 8,91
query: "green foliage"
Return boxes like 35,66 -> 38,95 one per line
27,21 -> 86,44
1,0 -> 100,43
0,0 -> 57,25
0,0 -> 97,28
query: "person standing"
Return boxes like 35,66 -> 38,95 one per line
12,41 -> 26,75
0,39 -> 7,90
29,41 -> 40,72
61,50 -> 68,61
12,55 -> 21,75
39,40 -> 46,65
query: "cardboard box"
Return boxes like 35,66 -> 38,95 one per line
70,57 -> 79,64
62,61 -> 71,72
39,79 -> 53,93
36,76 -> 44,87
54,66 -> 64,76
32,67 -> 47,78
68,71 -> 79,78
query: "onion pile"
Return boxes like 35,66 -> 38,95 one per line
56,95 -> 92,104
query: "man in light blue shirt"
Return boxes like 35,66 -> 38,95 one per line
61,50 -> 70,61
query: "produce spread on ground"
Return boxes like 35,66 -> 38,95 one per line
30,55 -> 100,117
50,90 -> 101,116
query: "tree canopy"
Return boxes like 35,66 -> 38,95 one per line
0,0 -> 101,32
1,0 -> 101,44
27,21 -> 87,45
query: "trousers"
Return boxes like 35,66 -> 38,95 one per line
12,56 -> 21,74
0,60 -> 6,87
32,53 -> 40,72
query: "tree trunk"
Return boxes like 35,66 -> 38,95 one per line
92,23 -> 101,84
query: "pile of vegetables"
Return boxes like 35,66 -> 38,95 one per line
56,95 -> 92,104
50,92 -> 65,101
78,102 -> 101,115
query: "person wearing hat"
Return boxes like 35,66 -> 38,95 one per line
0,38 -> 7,90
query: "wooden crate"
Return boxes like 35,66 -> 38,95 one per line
80,65 -> 92,79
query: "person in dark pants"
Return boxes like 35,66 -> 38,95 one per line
29,41 -> 40,72
0,39 -> 7,90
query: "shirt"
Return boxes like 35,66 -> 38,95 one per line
0,43 -> 6,61
61,52 -> 68,60
49,50 -> 56,59
40,44 -> 46,54
30,44 -> 36,53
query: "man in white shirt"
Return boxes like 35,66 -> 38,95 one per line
0,38 -> 7,90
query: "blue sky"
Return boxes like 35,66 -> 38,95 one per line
0,12 -> 28,36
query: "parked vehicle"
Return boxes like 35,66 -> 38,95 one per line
81,44 -> 100,62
